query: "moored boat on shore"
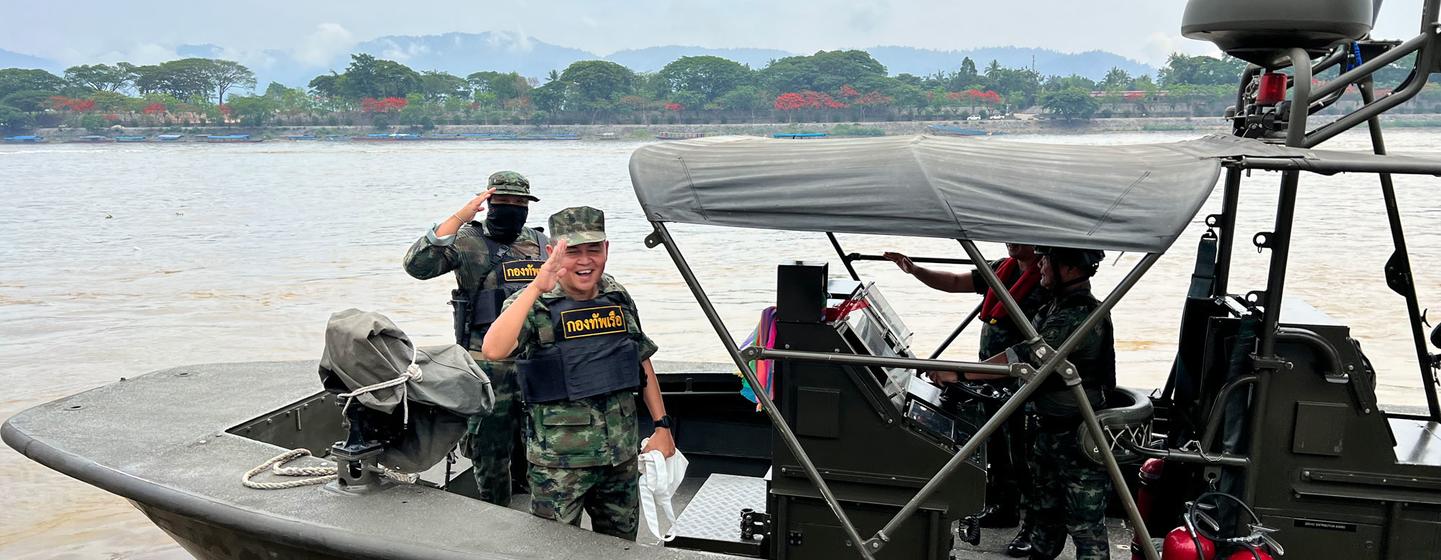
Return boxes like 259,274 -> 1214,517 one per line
3,135 -> 45,143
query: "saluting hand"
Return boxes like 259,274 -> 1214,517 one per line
532,239 -> 569,293
453,188 -> 496,222
883,252 -> 917,275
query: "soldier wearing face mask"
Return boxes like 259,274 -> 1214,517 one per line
403,170 -> 548,507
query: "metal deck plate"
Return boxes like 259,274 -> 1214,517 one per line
669,474 -> 767,555
1390,416 -> 1441,466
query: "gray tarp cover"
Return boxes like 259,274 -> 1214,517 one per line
318,309 -> 493,472
627,133 -> 1364,253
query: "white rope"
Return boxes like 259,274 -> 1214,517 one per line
241,448 -> 420,490
338,346 -> 424,425
241,449 -> 337,489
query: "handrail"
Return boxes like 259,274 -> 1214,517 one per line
741,346 -> 1019,378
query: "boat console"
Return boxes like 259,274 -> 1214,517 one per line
669,262 -> 986,559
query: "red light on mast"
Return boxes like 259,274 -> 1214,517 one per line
1256,72 -> 1288,106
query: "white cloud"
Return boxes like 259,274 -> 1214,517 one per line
1142,31 -> 1217,66
295,23 -> 356,66
486,29 -> 534,53
83,43 -> 180,66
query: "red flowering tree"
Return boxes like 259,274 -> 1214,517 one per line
774,92 -> 806,122
50,96 -> 96,112
360,97 -> 409,113
143,102 -> 167,115
663,102 -> 684,112
839,84 -> 861,99
854,91 -> 894,120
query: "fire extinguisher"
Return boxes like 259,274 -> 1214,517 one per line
1160,525 -> 1216,560
1224,546 -> 1275,560
1160,492 -> 1283,560
1133,458 -> 1166,559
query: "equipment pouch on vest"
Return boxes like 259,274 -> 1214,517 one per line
449,289 -> 471,346
516,295 -> 642,403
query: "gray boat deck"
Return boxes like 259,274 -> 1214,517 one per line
3,360 -> 1132,559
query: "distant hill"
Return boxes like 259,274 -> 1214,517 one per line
2,33 -> 1157,89
0,48 -> 58,72
605,46 -> 794,72
868,46 -> 1154,81
350,32 -> 594,79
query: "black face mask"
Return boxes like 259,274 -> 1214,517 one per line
485,204 -> 529,243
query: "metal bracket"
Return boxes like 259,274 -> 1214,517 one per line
643,231 -> 663,249
1250,353 -> 1293,372
1252,231 -> 1275,252
1008,362 -> 1036,383
740,508 -> 771,541
1204,214 -> 1223,228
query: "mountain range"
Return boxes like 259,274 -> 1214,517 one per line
2,32 -> 1156,90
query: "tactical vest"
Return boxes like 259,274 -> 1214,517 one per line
516,292 -> 642,404
450,229 -> 547,347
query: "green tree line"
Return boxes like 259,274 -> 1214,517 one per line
3,50 -> 1434,132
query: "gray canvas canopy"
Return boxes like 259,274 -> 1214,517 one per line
628,134 -> 1441,253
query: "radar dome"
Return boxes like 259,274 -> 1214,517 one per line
1182,0 -> 1378,68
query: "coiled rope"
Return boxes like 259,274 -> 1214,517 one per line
241,448 -> 420,490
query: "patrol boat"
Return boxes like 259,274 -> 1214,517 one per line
7,1 -> 1441,559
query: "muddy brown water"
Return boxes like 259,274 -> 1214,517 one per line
2,131 -> 1438,558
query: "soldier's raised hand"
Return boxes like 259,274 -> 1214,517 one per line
453,188 -> 497,222
532,239 -> 569,293
883,252 -> 917,274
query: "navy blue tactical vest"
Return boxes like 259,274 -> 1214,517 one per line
456,233 -> 548,345
516,292 -> 642,403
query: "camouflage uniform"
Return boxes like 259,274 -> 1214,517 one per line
502,206 -> 657,540
970,258 -> 1049,527
1023,286 -> 1116,560
401,170 -> 544,506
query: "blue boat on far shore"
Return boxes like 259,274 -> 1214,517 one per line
157,134 -> 184,142
206,134 -> 258,143
3,135 -> 44,144
773,132 -> 829,139
115,136 -> 147,143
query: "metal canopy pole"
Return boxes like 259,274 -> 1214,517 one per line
826,232 -> 861,281
745,346 -> 1015,377
929,303 -> 982,360
1211,167 -> 1243,298
864,248 -> 1162,560
1358,77 -> 1441,419
648,223 -> 876,560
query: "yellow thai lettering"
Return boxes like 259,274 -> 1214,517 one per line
559,306 -> 626,339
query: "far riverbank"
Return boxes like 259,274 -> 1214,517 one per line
19,113 -> 1441,143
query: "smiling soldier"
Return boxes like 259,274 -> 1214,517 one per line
482,206 -> 675,540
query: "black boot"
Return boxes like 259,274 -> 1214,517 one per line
976,505 -> 1020,529
1008,521 -> 1031,555
1005,530 -> 1034,558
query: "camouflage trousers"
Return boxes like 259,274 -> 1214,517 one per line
528,457 -> 640,541
459,358 -> 524,506
1027,423 -> 1111,560
982,395 -> 1033,517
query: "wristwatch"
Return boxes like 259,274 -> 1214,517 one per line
654,415 -> 676,431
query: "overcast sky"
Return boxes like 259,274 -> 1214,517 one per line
2,0 -> 1430,68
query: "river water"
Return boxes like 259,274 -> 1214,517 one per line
1,131 -> 1438,558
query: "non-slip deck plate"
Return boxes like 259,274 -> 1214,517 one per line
669,474 -> 768,556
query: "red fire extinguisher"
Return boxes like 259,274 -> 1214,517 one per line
1224,547 -> 1275,560
1133,458 -> 1166,559
1161,526 -> 1216,559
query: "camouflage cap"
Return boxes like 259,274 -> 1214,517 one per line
549,206 -> 607,245
486,170 -> 539,201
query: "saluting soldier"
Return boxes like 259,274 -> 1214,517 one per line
482,206 -> 675,540
402,170 -> 547,506
931,246 -> 1115,560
